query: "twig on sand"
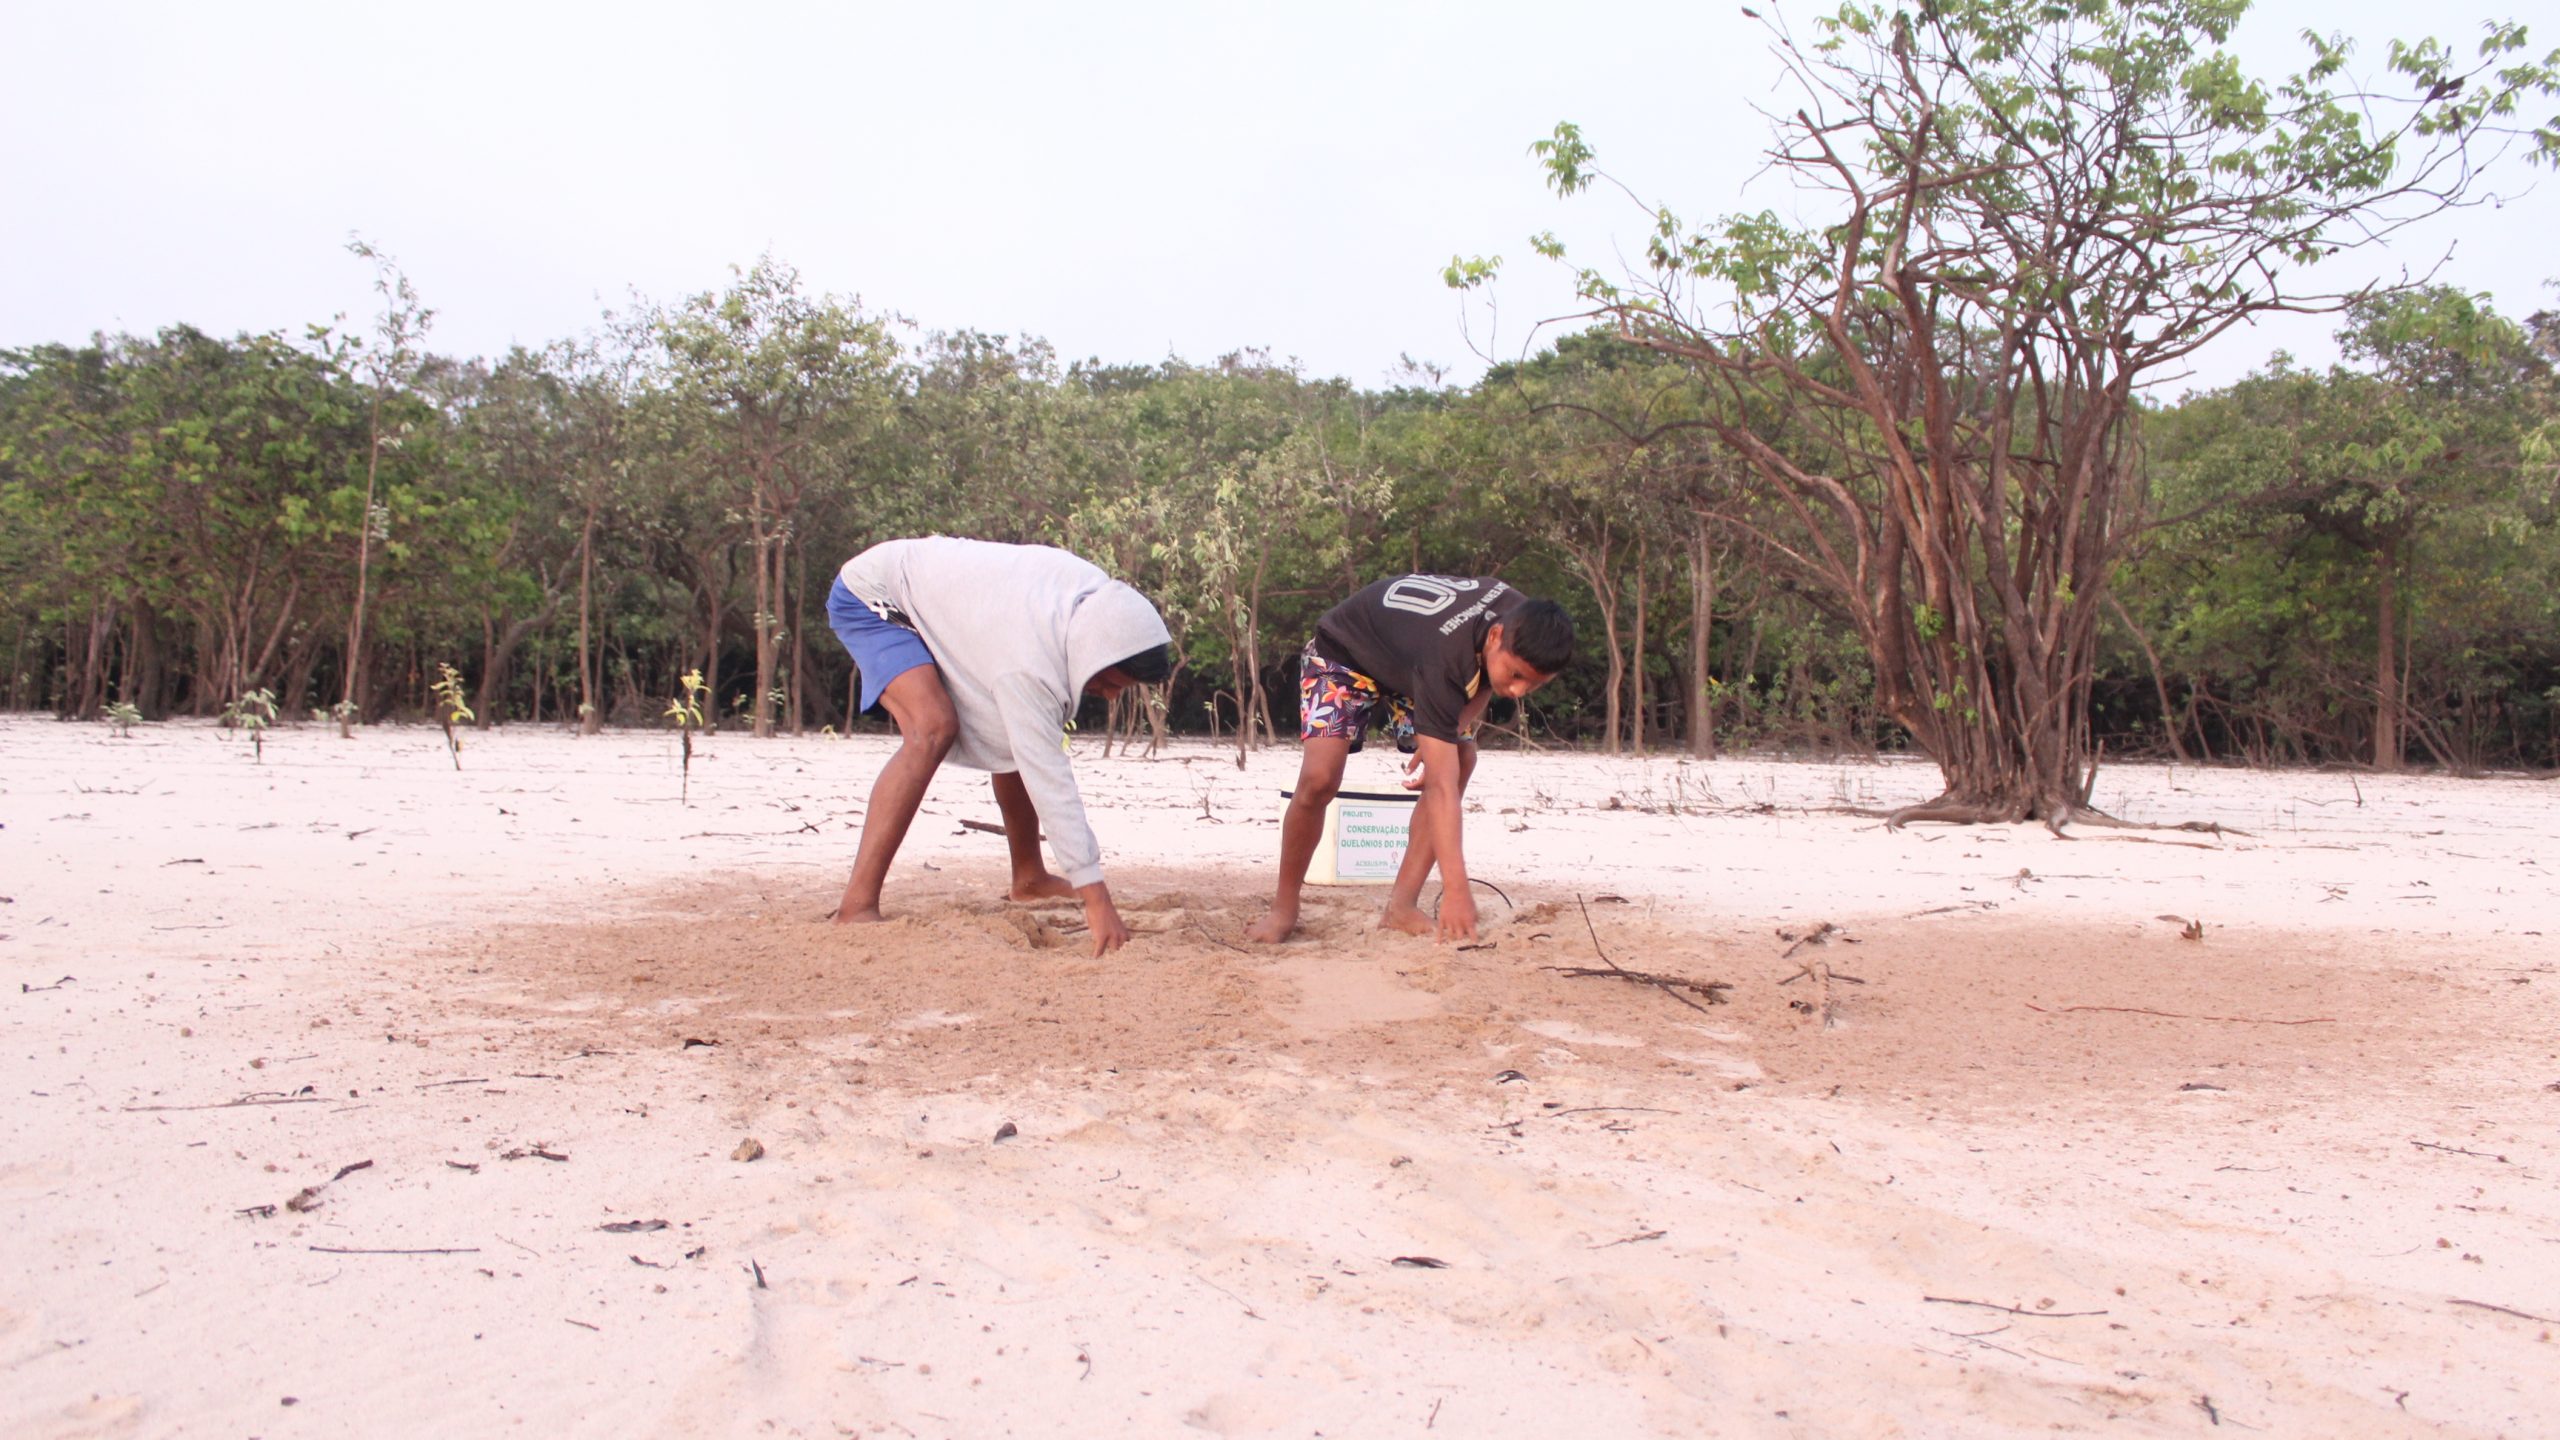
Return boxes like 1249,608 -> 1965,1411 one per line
1592,1229 -> 1668,1249
1194,1273 -> 1263,1320
2410,1139 -> 2509,1163
1187,916 -> 1248,954
309,1245 -> 479,1255
1549,1106 -> 1681,1118
1922,1295 -> 2109,1318
1932,1326 -> 2034,1362
2024,1003 -> 2335,1026
1553,895 -> 1730,1015
2449,1298 -> 2559,1325
1469,877 -> 1513,910
1546,964 -> 1732,1007
120,1094 -> 324,1113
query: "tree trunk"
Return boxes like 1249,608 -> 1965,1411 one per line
1631,537 -> 1649,756
124,600 -> 165,719
477,595 -> 562,729
577,504 -> 602,735
1688,522 -> 1716,759
788,533 -> 810,737
1558,529 -> 1623,756
341,389 -> 384,737
70,602 -> 114,720
749,492 -> 778,740
8,617 -> 31,711
279,634 -> 322,720
2106,592 -> 2190,764
2373,541 -> 2401,771
1243,543 -> 1271,751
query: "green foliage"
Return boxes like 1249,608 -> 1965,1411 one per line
2135,287 -> 2556,766
221,687 -> 279,763
665,668 -> 709,802
430,662 -> 473,769
1495,0 -> 2559,807
104,700 -> 140,736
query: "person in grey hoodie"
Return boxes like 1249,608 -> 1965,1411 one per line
826,537 -> 1173,955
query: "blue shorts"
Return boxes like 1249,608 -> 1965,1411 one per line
827,576 -> 936,714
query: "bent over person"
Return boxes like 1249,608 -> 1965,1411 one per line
827,536 -> 1171,956
1245,574 -> 1573,945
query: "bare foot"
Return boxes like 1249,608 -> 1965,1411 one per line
1008,872 -> 1077,902
833,905 -> 885,925
1378,902 -> 1433,937
1243,904 -> 1298,944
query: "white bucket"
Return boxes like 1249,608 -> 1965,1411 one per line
1292,788 -> 1420,885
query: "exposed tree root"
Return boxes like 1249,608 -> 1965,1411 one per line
2063,810 -> 2251,839
1881,795 -> 2249,840
1882,798 -> 2025,830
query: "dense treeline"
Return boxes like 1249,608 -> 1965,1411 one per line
3,258 -> 2552,769
10,0 -> 2560,784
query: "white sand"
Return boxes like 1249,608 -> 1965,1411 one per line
2,715 -> 2554,1437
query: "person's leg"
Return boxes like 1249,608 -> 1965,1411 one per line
989,770 -> 1075,901
1243,737 -> 1351,943
835,665 -> 958,923
1381,739 -> 1477,934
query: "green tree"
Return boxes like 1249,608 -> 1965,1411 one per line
1469,0 -> 2560,822
2143,289 -> 2556,767
336,239 -> 435,734
653,257 -> 898,737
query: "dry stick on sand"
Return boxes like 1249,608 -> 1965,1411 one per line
1188,915 -> 1249,954
2024,1003 -> 2336,1026
2449,1298 -> 2560,1325
120,1095 -> 326,1113
1542,896 -> 1732,1014
1922,1296 -> 2110,1318
2411,1139 -> 2509,1163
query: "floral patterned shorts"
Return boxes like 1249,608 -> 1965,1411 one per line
1295,640 -> 1477,753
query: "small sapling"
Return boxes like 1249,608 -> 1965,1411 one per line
665,668 -> 709,803
222,688 -> 280,763
429,662 -> 474,770
104,701 -> 141,737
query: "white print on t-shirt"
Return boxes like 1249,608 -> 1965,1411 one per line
1436,581 -> 1512,636
1379,575 -> 1481,616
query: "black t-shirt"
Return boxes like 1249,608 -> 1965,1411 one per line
1314,575 -> 1528,743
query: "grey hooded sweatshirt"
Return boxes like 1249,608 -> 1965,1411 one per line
837,537 -> 1170,889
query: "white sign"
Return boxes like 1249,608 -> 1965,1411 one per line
1329,797 -> 1413,883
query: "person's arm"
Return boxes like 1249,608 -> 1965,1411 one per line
993,672 -> 1129,956
1410,733 -> 1474,941
1403,685 -> 1493,789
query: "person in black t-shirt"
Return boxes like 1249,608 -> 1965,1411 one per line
1244,575 -> 1575,944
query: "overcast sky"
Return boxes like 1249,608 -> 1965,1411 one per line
4,0 -> 2552,396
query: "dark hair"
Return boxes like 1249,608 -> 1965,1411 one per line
1111,644 -> 1173,684
1504,599 -> 1575,675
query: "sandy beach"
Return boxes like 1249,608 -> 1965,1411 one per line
3,715 -> 2554,1438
